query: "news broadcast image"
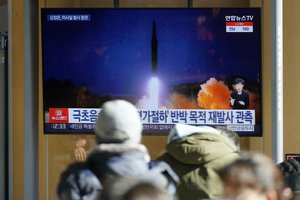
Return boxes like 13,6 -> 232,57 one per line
41,8 -> 261,135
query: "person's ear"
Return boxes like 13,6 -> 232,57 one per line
267,190 -> 284,200
266,190 -> 279,200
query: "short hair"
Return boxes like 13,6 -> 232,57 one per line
234,78 -> 245,85
121,182 -> 170,200
220,152 -> 283,194
101,177 -> 173,200
278,157 -> 300,196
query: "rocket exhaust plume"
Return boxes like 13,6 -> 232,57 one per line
151,21 -> 158,74
137,21 -> 160,109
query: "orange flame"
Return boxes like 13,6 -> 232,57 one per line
249,92 -> 261,122
165,77 -> 260,122
197,77 -> 231,109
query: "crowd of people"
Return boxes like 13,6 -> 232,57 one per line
57,99 -> 300,200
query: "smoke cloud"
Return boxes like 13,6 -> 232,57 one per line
136,77 -> 260,123
168,93 -> 199,109
197,77 -> 231,109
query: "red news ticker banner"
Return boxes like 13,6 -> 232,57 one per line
49,108 -> 69,123
226,22 -> 253,26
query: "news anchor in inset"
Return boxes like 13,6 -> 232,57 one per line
230,78 -> 249,109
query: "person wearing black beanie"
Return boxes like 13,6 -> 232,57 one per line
278,157 -> 300,200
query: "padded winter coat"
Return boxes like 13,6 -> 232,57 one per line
57,143 -> 178,199
158,133 -> 239,200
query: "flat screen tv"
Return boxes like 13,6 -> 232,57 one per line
41,8 -> 262,136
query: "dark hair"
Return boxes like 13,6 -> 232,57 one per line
278,157 -> 300,196
122,182 -> 170,200
101,177 -> 173,200
234,78 -> 245,85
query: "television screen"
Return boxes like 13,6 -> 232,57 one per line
41,8 -> 262,136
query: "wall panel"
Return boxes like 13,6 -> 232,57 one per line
11,0 -> 24,199
283,0 -> 300,158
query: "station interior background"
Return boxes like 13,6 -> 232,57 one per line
2,0 -> 300,199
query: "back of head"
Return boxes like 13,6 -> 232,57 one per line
95,100 -> 142,144
121,182 -> 170,200
220,152 -> 283,199
101,177 -> 172,200
278,157 -> 300,197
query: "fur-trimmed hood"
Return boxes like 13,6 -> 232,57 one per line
87,143 -> 152,179
89,143 -> 150,162
166,133 -> 239,169
87,143 -> 177,196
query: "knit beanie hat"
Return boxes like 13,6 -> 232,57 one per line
167,124 -> 220,143
278,157 -> 300,196
95,99 -> 142,144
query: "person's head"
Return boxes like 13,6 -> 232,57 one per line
278,157 -> 300,199
121,182 -> 170,200
219,152 -> 284,200
233,78 -> 245,93
95,99 -> 142,144
101,177 -> 173,200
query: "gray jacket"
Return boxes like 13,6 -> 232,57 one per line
57,143 -> 178,200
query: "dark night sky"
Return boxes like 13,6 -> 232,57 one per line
42,8 -> 261,96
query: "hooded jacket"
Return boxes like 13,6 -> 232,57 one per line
158,131 -> 239,200
57,143 -> 178,199
87,143 -> 156,181
57,162 -> 102,200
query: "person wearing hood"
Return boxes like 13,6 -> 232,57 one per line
57,99 -> 178,200
158,124 -> 240,200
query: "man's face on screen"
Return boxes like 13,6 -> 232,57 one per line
235,83 -> 244,93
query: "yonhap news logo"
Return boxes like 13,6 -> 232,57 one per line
49,108 -> 69,123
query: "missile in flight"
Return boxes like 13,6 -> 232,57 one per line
151,21 -> 158,74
